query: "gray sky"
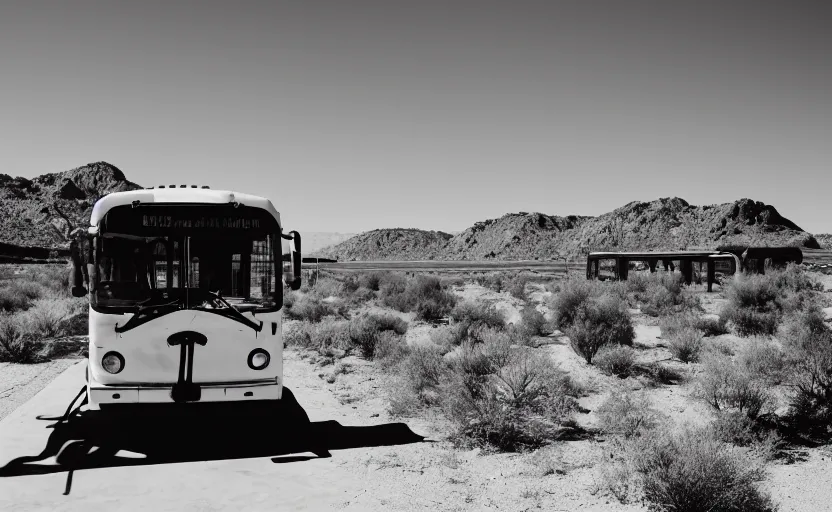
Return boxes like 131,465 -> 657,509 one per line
1,1 -> 830,234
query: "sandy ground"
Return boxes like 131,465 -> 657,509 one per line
0,358 -> 80,422
3,276 -> 832,510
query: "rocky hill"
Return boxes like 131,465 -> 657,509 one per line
0,162 -> 141,258
815,234 -> 832,250
315,229 -> 453,261
313,198 -> 820,261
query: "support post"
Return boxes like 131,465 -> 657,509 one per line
617,258 -> 629,281
680,259 -> 693,285
648,259 -> 658,273
707,260 -> 716,292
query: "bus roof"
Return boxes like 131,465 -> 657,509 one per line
90,188 -> 280,227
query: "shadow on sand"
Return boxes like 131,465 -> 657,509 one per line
0,387 -> 426,493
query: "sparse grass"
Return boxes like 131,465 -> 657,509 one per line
597,390 -> 665,438
720,264 -> 824,336
695,353 -> 773,420
594,345 -> 636,378
660,312 -> 728,339
0,313 -> 44,363
668,327 -> 703,363
632,426 -> 776,512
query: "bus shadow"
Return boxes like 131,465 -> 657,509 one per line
0,387 -> 427,490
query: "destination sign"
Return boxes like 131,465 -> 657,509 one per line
102,204 -> 279,236
142,215 -> 262,230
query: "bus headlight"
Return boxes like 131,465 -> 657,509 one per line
248,349 -> 270,370
102,352 -> 125,374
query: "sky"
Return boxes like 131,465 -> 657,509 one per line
1,1 -> 830,235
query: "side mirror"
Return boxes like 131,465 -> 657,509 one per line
289,231 -> 302,291
72,286 -> 89,298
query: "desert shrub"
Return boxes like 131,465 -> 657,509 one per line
720,265 -> 824,336
668,327 -> 703,363
308,277 -> 344,299
283,321 -> 314,348
565,294 -> 635,364
284,295 -> 345,322
448,300 -> 506,344
660,313 -> 729,339
780,306 -> 832,429
444,346 -> 577,451
631,273 -> 699,317
0,314 -> 44,363
550,279 -> 596,329
357,271 -> 385,291
504,273 -> 530,301
439,275 -> 465,288
597,390 -> 664,438
374,331 -> 410,370
594,345 -> 636,378
398,344 -> 446,397
382,275 -> 457,321
372,314 -> 408,335
695,353 -> 773,419
306,317 -> 352,353
347,314 -> 408,359
644,362 -> 685,385
22,299 -> 70,340
633,427 -> 776,512
519,306 -> 548,337
708,411 -> 781,459
737,339 -> 787,385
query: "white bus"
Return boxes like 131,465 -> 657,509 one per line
70,185 -> 302,412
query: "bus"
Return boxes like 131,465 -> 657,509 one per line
69,185 -> 302,411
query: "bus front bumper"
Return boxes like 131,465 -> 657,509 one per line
87,376 -> 282,409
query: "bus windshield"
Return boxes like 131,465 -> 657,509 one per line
91,204 -> 281,313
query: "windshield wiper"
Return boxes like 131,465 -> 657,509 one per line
115,297 -> 184,333
194,291 -> 263,333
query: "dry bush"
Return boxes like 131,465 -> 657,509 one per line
0,314 -> 44,363
448,300 -> 506,345
374,331 -> 410,370
660,312 -> 728,339
290,317 -> 352,354
633,426 -> 776,512
382,275 -> 457,321
597,390 -> 665,438
565,294 -> 635,364
668,327 -> 703,363
780,306 -> 832,430
443,346 -> 577,451
629,273 -> 699,317
550,278 -> 597,329
519,306 -> 548,337
737,339 -> 787,385
720,264 -> 824,336
348,313 -> 409,359
284,294 -> 346,322
23,299 -> 70,340
357,271 -> 386,291
594,345 -> 636,378
708,411 -> 782,460
695,353 -> 774,419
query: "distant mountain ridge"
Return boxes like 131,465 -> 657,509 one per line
0,163 -> 826,262
314,197 -> 822,261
